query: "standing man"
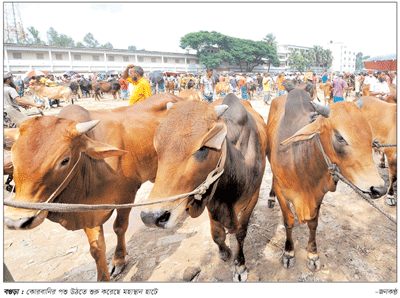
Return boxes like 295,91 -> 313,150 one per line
4,72 -> 43,111
122,64 -> 152,105
263,73 -> 273,105
119,75 -> 129,100
277,73 -> 285,97
322,73 -> 328,83
256,73 -> 263,98
330,74 -> 349,103
238,74 -> 248,100
200,68 -> 215,103
369,71 -> 391,100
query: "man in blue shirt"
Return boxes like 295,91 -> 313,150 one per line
322,73 -> 328,83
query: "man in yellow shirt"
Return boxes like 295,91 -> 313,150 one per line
122,64 -> 152,105
277,73 -> 285,97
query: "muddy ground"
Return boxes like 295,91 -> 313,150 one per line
3,89 -> 397,291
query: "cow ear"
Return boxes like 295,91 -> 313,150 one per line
4,128 -> 20,141
83,136 -> 128,159
281,120 -> 322,146
201,122 -> 227,150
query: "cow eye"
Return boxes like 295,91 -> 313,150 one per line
335,132 -> 347,145
61,157 -> 70,166
193,146 -> 210,162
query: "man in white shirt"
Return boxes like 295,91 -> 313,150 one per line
364,70 -> 377,86
369,71 -> 391,100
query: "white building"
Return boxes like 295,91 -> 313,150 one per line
277,44 -> 313,72
326,41 -> 356,73
3,43 -> 205,76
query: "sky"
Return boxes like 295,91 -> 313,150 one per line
5,2 -> 398,58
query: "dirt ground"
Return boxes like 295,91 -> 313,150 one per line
3,89 -> 397,288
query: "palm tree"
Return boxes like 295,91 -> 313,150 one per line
263,33 -> 278,48
263,33 -> 278,72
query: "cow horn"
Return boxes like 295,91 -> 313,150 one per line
76,120 -> 100,134
310,101 -> 330,118
354,97 -> 363,109
215,105 -> 229,118
166,102 -> 173,110
5,105 -> 29,127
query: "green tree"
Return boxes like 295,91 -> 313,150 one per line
288,49 -> 315,72
355,52 -> 370,71
180,31 -> 280,72
128,45 -> 137,51
46,27 -> 74,47
76,41 -> 84,47
26,26 -> 45,45
46,27 -> 59,45
262,33 -> 280,72
83,33 -> 99,48
101,42 -> 113,49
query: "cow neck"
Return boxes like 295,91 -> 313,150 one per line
314,134 -> 339,184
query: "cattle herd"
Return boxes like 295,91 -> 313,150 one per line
3,80 -> 397,282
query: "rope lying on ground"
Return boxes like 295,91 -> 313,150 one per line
315,134 -> 396,224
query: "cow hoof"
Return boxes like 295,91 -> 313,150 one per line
268,198 -> 275,208
219,248 -> 232,262
233,265 -> 248,282
108,263 -> 125,279
385,195 -> 396,206
282,251 -> 295,269
307,255 -> 321,272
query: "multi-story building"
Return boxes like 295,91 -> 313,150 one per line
4,42 -> 337,77
277,44 -> 313,72
325,41 -> 356,73
3,43 -> 204,76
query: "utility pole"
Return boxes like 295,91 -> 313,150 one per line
12,3 -> 19,43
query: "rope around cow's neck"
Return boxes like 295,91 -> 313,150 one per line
4,142 -> 227,213
314,134 -> 396,224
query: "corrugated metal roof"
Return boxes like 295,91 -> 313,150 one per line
365,54 -> 397,62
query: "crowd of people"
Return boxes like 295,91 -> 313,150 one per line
4,65 -> 397,118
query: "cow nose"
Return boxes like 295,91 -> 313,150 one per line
370,186 -> 387,199
4,216 -> 35,230
140,210 -> 170,229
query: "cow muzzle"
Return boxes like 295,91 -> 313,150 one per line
140,210 -> 171,229
4,209 -> 48,230
369,186 -> 387,199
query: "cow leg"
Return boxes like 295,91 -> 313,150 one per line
109,208 -> 131,278
42,97 -> 51,110
208,212 -> 231,262
379,152 -> 386,168
268,176 -> 276,208
306,207 -> 321,272
232,190 -> 260,282
276,191 -> 296,269
84,225 -> 111,281
386,155 -> 397,206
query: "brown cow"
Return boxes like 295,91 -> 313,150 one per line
4,93 -> 184,281
92,81 -> 121,100
354,96 -> 397,206
165,80 -> 176,94
266,89 -> 386,272
385,84 -> 397,104
29,85 -> 72,110
318,81 -> 333,105
140,94 -> 268,281
178,88 -> 200,101
215,81 -> 230,98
